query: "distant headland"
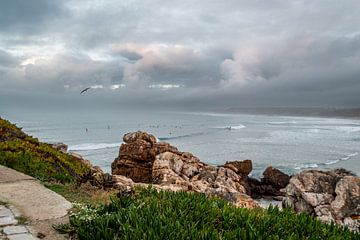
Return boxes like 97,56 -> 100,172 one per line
223,107 -> 360,119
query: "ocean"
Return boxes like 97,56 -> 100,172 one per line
2,109 -> 360,178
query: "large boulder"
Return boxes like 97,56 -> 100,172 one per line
283,169 -> 360,231
247,167 -> 290,198
223,160 -> 252,175
111,131 -> 259,208
111,131 -> 179,183
262,166 -> 290,189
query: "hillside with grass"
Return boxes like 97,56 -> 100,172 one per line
0,117 -> 90,182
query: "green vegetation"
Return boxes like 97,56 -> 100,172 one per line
15,215 -> 29,225
45,182 -> 117,205
0,117 -> 90,182
57,187 -> 359,240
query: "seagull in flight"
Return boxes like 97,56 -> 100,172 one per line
80,87 -> 91,94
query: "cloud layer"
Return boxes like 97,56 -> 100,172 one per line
1,0 -> 360,109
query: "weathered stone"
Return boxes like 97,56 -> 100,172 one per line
123,131 -> 157,145
331,176 -> 360,219
111,131 -> 261,209
49,142 -> 68,153
301,192 -> 334,207
224,160 -> 252,175
248,177 -> 282,197
262,166 -> 290,189
112,132 -> 182,183
283,169 -> 359,229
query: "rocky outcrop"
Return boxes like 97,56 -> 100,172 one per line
111,131 -> 179,183
262,166 -> 290,189
248,166 -> 290,198
49,142 -> 68,153
223,160 -> 252,175
111,131 -> 259,208
283,169 -> 359,231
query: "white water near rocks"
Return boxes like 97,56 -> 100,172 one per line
3,109 -> 360,177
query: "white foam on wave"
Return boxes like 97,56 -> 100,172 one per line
213,124 -> 246,130
296,152 -> 359,169
268,121 -> 297,125
69,143 -> 120,151
332,126 -> 360,133
325,159 -> 340,165
340,152 -> 358,161
294,163 -> 318,170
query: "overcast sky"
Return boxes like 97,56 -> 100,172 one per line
1,0 -> 360,110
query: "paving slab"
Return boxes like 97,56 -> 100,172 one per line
0,206 -> 13,217
3,225 -> 28,235
0,216 -> 17,226
7,233 -> 38,240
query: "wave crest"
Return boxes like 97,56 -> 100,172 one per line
69,143 -> 120,151
213,124 -> 246,130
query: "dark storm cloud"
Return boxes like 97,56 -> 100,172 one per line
1,0 -> 360,108
0,0 -> 67,33
0,50 -> 18,67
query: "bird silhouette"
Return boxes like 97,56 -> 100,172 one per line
80,87 -> 91,94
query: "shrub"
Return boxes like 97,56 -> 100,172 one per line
58,187 -> 359,240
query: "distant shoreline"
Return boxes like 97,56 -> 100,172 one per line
221,107 -> 360,120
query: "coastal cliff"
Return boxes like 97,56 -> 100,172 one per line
1,118 -> 359,238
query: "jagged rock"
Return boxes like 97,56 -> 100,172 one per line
123,131 -> 157,145
224,160 -> 252,175
247,167 -> 289,198
283,169 -> 360,231
331,176 -> 360,219
111,131 -> 181,183
262,166 -> 290,189
49,142 -> 68,153
111,131 -> 259,208
248,177 -> 283,197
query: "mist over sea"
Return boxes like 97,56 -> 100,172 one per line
3,109 -> 360,178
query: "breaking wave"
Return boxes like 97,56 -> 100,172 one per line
158,132 -> 209,141
294,152 -> 358,170
268,121 -> 297,125
213,124 -> 246,130
68,143 -> 120,151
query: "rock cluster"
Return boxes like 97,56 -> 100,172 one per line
48,130 -> 360,232
111,131 -> 178,183
49,142 -> 68,153
283,169 -> 360,231
111,131 -> 289,208
249,166 -> 290,198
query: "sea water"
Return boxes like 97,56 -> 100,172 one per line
2,109 -> 360,177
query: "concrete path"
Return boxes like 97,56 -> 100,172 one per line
0,204 -> 38,240
0,165 -> 72,239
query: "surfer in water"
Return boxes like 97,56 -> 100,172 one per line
86,128 -> 88,132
